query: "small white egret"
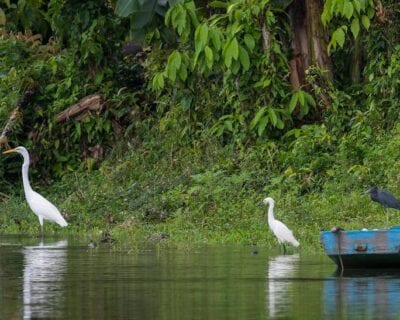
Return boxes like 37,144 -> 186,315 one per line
3,146 -> 67,236
263,197 -> 299,253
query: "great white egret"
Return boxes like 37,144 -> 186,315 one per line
365,186 -> 400,226
3,146 -> 67,236
263,197 -> 299,253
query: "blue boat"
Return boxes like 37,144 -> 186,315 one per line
320,226 -> 400,269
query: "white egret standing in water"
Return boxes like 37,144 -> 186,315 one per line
3,146 -> 68,236
263,197 -> 299,253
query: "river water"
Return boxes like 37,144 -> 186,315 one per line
1,235 -> 400,319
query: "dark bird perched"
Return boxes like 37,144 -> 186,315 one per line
365,186 -> 400,226
365,186 -> 400,209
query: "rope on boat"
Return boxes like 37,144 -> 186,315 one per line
331,226 -> 344,275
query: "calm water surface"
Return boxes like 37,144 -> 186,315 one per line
1,235 -> 400,319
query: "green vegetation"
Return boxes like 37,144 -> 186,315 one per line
0,0 -> 399,250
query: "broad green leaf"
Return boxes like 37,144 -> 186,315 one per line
165,6 -> 172,25
268,108 -> 278,126
178,65 -> 188,81
169,51 -> 182,69
304,92 -> 316,108
127,0 -> 158,30
192,49 -> 201,68
321,0 -> 332,25
194,25 -> 203,53
358,0 -> 366,10
171,6 -> 187,35
115,0 -> 136,17
332,27 -> 345,48
177,13 -> 187,36
200,24 -> 209,48
276,118 -> 284,129
227,3 -> 239,15
225,120 -> 233,132
181,96 -> 192,110
170,5 -> 181,28
0,8 -> 5,26
327,42 -> 333,53
288,93 -> 298,113
238,46 -> 250,71
367,7 -> 375,19
209,29 -> 221,51
343,1 -> 354,20
230,21 -> 243,36
352,0 -> 361,13
321,9 -> 329,26
335,0 -> 345,15
230,37 -> 239,59
299,102 -> 309,117
152,73 -> 164,89
167,63 -> 177,81
209,1 -> 228,8
94,72 -> 104,85
205,46 -> 213,69
184,1 -> 199,27
350,17 -> 360,39
249,106 -> 267,129
234,10 -> 243,21
298,90 -> 305,106
223,37 -> 239,68
244,34 -> 255,52
231,60 -> 240,74
251,5 -> 260,15
195,24 -> 209,53
258,116 -> 269,136
361,15 -> 370,30
75,122 -> 81,138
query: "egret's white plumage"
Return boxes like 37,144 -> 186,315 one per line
263,197 -> 299,249
4,146 -> 67,236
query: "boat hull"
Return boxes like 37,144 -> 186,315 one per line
321,227 -> 400,269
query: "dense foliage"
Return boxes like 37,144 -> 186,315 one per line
1,0 -> 400,247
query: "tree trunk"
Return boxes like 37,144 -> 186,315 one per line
306,0 -> 332,77
289,0 -> 333,91
289,0 -> 309,90
351,36 -> 362,84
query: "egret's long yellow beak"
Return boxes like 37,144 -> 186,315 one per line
3,148 -> 17,154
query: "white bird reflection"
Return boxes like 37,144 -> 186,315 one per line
23,240 -> 68,319
267,254 -> 299,318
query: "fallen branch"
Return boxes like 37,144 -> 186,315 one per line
55,94 -> 104,123
261,22 -> 271,51
0,88 -> 34,150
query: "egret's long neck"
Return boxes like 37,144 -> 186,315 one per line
21,154 -> 33,194
267,201 -> 275,223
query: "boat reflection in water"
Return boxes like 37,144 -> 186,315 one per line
23,240 -> 68,319
267,254 -> 299,318
324,269 -> 400,319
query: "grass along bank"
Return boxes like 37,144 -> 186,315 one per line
1,123 -> 400,252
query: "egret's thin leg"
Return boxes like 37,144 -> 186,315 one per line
283,244 -> 286,255
38,216 -> 44,238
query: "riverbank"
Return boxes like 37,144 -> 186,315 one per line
1,123 -> 398,251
